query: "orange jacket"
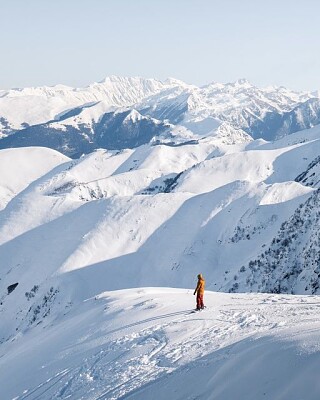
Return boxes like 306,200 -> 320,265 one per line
194,276 -> 205,295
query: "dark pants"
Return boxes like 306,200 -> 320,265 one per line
196,293 -> 204,309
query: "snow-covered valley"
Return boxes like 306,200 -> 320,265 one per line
1,77 -> 320,399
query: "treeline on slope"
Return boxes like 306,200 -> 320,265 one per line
0,110 -> 170,158
229,189 -> 320,294
295,155 -> 320,188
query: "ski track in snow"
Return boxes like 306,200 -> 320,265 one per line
5,290 -> 320,400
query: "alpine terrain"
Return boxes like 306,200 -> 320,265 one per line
0,76 -> 320,400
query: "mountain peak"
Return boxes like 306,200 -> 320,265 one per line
232,78 -> 253,87
97,75 -> 162,86
201,78 -> 253,91
236,78 -> 250,84
123,109 -> 144,123
164,77 -> 193,88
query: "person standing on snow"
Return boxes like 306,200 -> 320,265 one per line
193,273 -> 205,310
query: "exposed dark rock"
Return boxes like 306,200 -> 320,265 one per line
7,282 -> 19,295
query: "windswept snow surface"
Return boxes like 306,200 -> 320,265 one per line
1,289 -> 320,400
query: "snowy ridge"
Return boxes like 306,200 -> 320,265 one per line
0,147 -> 69,210
0,76 -> 169,129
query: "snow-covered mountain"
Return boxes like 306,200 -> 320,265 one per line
1,76 -> 319,157
0,106 -> 173,158
1,92 -> 320,399
0,125 -> 319,303
0,76 -> 168,130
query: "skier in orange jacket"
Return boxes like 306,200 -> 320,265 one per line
193,273 -> 205,310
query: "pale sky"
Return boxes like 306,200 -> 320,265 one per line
1,0 -> 320,91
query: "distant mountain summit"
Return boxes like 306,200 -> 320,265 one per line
0,76 -> 319,157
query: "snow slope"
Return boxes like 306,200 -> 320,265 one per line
0,147 -> 69,210
1,288 -> 320,400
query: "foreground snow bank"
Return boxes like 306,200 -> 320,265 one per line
132,326 -> 320,400
1,288 -> 320,400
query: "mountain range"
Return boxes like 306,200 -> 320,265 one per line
1,76 -> 320,157
1,76 -> 320,399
